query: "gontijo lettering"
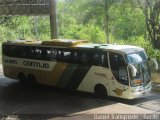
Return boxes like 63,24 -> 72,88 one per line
23,61 -> 49,69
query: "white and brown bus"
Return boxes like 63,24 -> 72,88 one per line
2,39 -> 157,99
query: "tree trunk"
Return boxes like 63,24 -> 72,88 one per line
104,0 -> 109,44
141,0 -> 160,49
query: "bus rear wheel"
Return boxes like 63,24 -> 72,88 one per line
17,72 -> 26,86
94,84 -> 108,99
26,74 -> 37,88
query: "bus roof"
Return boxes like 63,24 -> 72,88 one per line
4,39 -> 144,55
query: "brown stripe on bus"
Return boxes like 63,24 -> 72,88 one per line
55,63 -> 79,88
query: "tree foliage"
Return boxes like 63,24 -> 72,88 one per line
136,0 -> 160,49
0,0 -> 159,60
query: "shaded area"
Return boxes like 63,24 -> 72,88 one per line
0,77 -> 113,119
0,68 -> 159,119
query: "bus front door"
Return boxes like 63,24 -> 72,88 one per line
109,52 -> 129,98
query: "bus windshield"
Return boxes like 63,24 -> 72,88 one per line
126,51 -> 151,87
126,51 -> 147,64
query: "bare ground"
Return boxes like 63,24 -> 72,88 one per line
152,72 -> 160,83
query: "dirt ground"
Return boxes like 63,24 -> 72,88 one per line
152,72 -> 160,83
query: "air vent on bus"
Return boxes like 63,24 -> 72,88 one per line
101,44 -> 109,46
94,45 -> 101,48
41,39 -> 89,47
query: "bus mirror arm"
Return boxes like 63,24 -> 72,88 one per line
128,64 -> 137,78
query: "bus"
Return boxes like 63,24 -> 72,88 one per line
2,39 -> 157,99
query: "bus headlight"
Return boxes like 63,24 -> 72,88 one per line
132,79 -> 142,86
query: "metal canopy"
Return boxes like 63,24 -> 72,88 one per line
0,0 -> 50,15
0,0 -> 58,39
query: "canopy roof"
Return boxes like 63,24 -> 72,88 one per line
0,0 -> 50,15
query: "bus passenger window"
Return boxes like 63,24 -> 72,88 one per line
93,53 -> 101,66
72,52 -> 81,63
35,48 -> 42,59
102,54 -> 109,68
56,50 -> 64,61
50,49 -> 57,61
42,48 -> 52,61
27,47 -> 35,59
63,51 -> 71,62
10,46 -> 17,57
46,50 -> 52,60
21,46 -> 28,58
87,52 -> 93,64
93,53 -> 108,67
81,53 -> 88,64
2,45 -> 6,56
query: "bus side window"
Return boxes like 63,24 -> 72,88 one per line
30,47 -> 36,59
2,45 -> 8,56
87,52 -> 93,64
15,46 -> 21,58
21,46 -> 27,58
26,47 -> 34,59
92,53 -> 108,67
93,53 -> 101,66
56,50 -> 64,62
9,46 -> 17,57
46,49 -> 52,60
41,48 -> 51,61
25,46 -> 31,59
81,52 -> 88,64
102,54 -> 109,68
35,48 -> 42,59
73,52 -> 81,64
63,51 -> 71,62
50,49 -> 57,61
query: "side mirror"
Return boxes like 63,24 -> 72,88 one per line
128,64 -> 137,78
148,58 -> 158,71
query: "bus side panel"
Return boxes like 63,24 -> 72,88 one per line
39,62 -> 68,86
2,65 -> 44,82
77,66 -> 112,94
55,64 -> 79,88
64,64 -> 91,90
3,65 -> 18,80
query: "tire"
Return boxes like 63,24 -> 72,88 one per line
26,74 -> 37,88
17,72 -> 26,86
94,84 -> 108,99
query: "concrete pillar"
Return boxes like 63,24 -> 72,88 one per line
50,0 -> 58,39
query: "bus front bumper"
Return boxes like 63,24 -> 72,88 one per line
129,86 -> 152,99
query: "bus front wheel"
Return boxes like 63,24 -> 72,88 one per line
94,84 -> 108,98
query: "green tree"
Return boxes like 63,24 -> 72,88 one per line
109,2 -> 146,40
136,0 -> 160,49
